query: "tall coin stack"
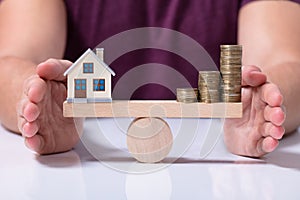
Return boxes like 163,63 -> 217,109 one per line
176,88 -> 199,103
220,45 -> 242,102
198,71 -> 221,103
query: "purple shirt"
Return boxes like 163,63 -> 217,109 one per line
63,0 -> 300,99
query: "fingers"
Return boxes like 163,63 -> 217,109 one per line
264,105 -> 285,126
18,100 -> 40,122
257,101 -> 285,156
242,65 -> 267,87
37,58 -> 73,81
23,75 -> 47,103
262,122 -> 285,140
18,95 -> 42,152
256,136 -> 279,156
17,99 -> 40,137
18,115 -> 39,138
25,134 -> 45,154
259,83 -> 283,107
261,103 -> 285,150
242,65 -> 283,107
17,75 -> 46,138
23,122 -> 39,138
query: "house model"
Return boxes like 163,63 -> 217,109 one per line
64,48 -> 116,103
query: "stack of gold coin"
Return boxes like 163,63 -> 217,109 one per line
198,71 -> 221,103
220,45 -> 242,102
176,88 -> 199,103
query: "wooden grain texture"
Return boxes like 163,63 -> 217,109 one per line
127,117 -> 173,163
63,100 -> 242,118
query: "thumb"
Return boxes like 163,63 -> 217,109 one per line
242,65 -> 267,87
36,59 -> 73,81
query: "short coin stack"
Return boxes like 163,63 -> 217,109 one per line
176,88 -> 199,103
220,45 -> 242,102
198,71 -> 221,103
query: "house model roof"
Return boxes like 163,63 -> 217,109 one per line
63,48 -> 116,76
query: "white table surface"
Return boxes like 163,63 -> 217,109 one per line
1,118 -> 300,200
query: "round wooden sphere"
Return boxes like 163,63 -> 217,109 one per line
127,117 -> 173,163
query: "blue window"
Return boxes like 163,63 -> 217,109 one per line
93,79 -> 105,91
75,79 -> 87,91
83,63 -> 94,73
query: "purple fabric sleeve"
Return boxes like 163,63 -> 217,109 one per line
240,0 -> 300,7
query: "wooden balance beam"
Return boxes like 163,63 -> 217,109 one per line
63,100 -> 242,118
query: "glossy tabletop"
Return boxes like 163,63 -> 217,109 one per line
1,118 -> 300,200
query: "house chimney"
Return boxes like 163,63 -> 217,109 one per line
96,48 -> 104,61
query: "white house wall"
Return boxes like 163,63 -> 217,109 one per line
67,53 -> 112,100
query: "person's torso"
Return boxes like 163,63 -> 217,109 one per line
63,0 -> 243,99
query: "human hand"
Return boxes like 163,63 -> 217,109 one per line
223,65 -> 285,157
17,59 -> 84,154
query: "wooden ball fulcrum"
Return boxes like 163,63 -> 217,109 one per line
127,117 -> 173,163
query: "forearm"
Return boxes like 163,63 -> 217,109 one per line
0,56 -> 36,133
238,1 -> 300,133
0,0 -> 67,132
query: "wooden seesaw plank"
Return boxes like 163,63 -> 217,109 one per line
63,100 -> 242,118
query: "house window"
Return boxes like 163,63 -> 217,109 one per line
75,79 -> 86,90
93,79 -> 105,91
83,63 -> 94,73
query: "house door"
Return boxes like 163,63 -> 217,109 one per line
74,79 -> 87,98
